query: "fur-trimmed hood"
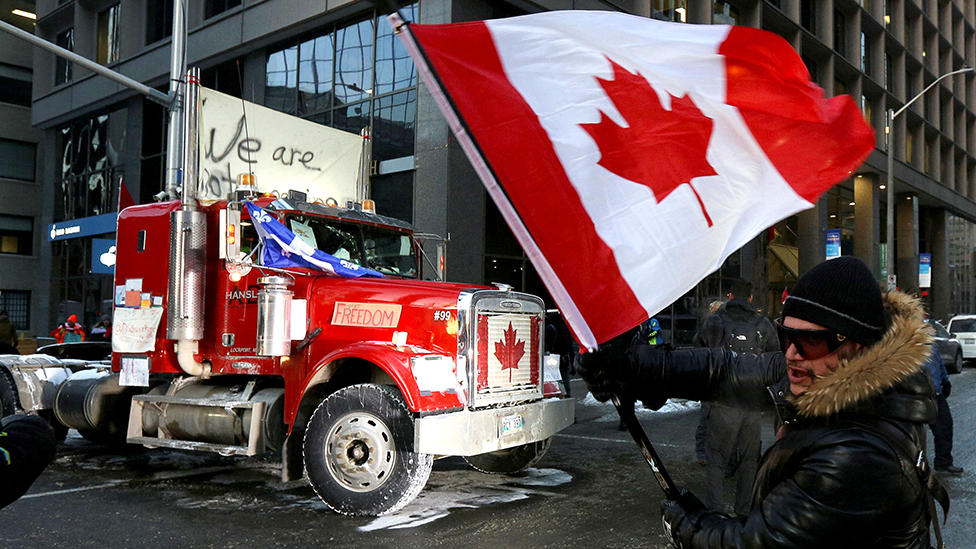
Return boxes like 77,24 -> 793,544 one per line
792,291 -> 935,419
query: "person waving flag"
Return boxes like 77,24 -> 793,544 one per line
391,10 -> 874,350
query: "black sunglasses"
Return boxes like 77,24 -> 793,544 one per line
774,318 -> 847,360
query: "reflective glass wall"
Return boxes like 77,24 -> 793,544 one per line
265,4 -> 418,222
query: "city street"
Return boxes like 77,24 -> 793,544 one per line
4,370 -> 975,549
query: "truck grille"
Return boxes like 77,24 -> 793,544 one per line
460,290 -> 545,408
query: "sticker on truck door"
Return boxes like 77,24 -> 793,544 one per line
332,302 -> 402,328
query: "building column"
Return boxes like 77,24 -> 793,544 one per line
797,194 -> 828,275
854,174 -> 880,278
688,0 -> 711,24
927,208 -> 950,320
413,0 -> 489,283
895,193 -> 920,294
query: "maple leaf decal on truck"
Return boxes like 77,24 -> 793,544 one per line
581,57 -> 717,227
494,322 -> 525,382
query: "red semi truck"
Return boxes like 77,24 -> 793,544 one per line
0,192 -> 574,516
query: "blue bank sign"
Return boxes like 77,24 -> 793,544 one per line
48,213 -> 118,242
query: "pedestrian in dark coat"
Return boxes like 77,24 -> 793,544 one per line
546,315 -> 575,397
0,414 -> 58,509
579,257 -> 942,548
924,343 -> 963,475
691,280 -> 779,515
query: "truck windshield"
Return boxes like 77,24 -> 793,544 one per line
283,214 -> 418,278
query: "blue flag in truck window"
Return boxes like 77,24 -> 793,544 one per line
244,202 -> 383,278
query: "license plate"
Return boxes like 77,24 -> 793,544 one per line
501,414 -> 523,435
966,339 -> 975,344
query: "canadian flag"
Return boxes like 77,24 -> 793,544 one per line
394,11 -> 874,350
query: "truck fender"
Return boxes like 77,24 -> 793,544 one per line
279,342 -> 420,483
294,342 -> 421,423
0,355 -> 74,413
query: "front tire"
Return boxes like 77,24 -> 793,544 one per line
948,351 -> 963,374
304,384 -> 432,516
464,438 -> 552,474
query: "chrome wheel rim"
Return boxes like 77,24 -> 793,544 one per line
324,411 -> 396,492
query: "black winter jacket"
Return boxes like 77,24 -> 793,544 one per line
629,292 -> 939,548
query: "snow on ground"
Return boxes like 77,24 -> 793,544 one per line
359,468 -> 572,532
578,393 -> 700,423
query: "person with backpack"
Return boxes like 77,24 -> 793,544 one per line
691,279 -> 779,515
578,257 -> 945,548
50,314 -> 86,344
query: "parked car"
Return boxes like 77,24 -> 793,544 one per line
924,319 -> 964,374
946,315 -> 976,366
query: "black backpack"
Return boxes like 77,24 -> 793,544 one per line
721,311 -> 765,354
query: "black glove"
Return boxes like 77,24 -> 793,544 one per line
942,380 -> 951,398
576,341 -> 631,402
660,488 -> 707,548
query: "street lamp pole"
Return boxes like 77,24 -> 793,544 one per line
885,67 -> 974,291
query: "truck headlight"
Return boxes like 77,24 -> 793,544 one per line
410,355 -> 459,395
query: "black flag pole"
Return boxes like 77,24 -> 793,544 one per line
611,392 -> 680,500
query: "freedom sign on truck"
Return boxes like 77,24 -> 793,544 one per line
393,11 -> 874,349
198,88 -> 364,205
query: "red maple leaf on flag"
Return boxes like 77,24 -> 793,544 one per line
581,57 -> 717,227
494,321 -> 525,382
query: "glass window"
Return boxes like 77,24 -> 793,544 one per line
800,0 -> 816,33
335,19 -> 375,105
826,185 -> 856,256
0,215 -> 32,255
0,138 -> 36,181
299,35 -> 334,116
374,3 -> 417,95
652,0 -> 687,22
927,320 -> 950,338
833,10 -> 846,55
861,32 -> 871,75
332,100 -> 370,136
0,63 -> 32,107
885,53 -> 892,91
0,290 -> 30,331
266,45 -> 298,114
56,110 -> 126,221
802,55 -> 817,82
200,58 -> 243,98
713,2 -> 738,25
373,90 -> 416,161
205,0 -> 242,19
55,28 -> 73,85
146,0 -> 174,45
948,214 -> 976,316
948,317 -> 976,333
97,4 -> 121,65
371,170 -> 413,224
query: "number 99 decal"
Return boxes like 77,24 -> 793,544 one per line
433,310 -> 452,323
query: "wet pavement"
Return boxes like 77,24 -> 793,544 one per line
3,371 -> 975,548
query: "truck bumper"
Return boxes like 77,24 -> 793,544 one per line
414,397 -> 575,456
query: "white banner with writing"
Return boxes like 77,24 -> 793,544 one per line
198,87 -> 363,205
112,308 -> 164,353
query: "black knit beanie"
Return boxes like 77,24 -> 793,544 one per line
781,256 -> 886,345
